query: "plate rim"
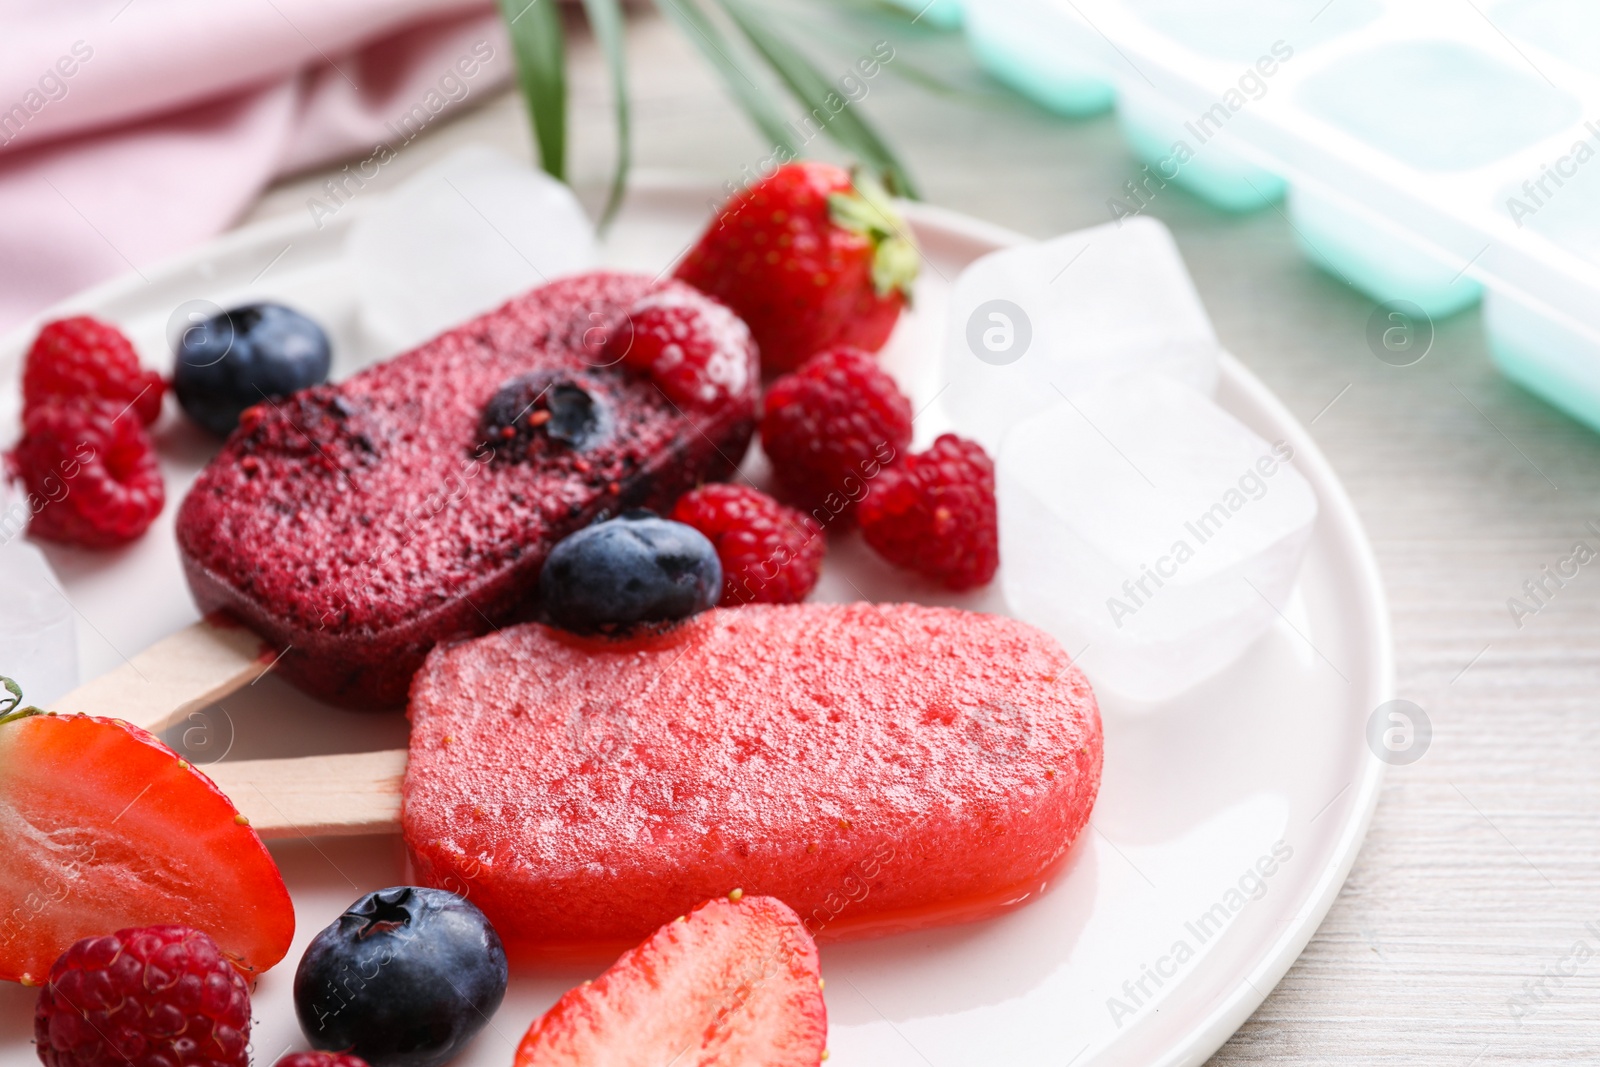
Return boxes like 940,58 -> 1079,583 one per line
0,171 -> 1393,1067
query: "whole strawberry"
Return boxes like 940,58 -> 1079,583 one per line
9,400 -> 165,548
671,483 -> 825,605
35,925 -> 251,1067
24,317 -> 164,426
858,433 -> 999,591
761,346 -> 912,524
675,161 -> 917,375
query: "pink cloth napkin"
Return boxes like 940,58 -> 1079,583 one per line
0,0 -> 515,332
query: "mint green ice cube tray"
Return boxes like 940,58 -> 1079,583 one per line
953,0 -> 1600,435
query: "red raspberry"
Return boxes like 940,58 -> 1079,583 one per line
759,347 -> 912,525
608,284 -> 758,412
857,433 -> 998,591
34,925 -> 251,1067
273,1054 -> 370,1067
671,483 -> 825,605
10,400 -> 165,548
24,317 -> 165,426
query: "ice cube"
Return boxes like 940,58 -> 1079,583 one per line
997,373 -> 1317,702
941,216 -> 1220,454
348,145 -> 599,352
0,539 -> 78,705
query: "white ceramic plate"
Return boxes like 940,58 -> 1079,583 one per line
0,174 -> 1390,1067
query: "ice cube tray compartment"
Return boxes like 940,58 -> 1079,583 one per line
957,0 -> 1600,434
962,0 -> 1117,117
1295,41 -> 1581,173
1494,0 -> 1600,73
1123,0 -> 1386,63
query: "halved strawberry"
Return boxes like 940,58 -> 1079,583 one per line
514,895 -> 827,1067
0,697 -> 294,985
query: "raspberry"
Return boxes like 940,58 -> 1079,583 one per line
274,1054 -> 370,1067
24,317 -> 165,426
857,433 -> 998,591
671,483 -> 825,605
760,347 -> 912,526
10,400 -> 165,548
609,284 -> 757,411
34,925 -> 251,1067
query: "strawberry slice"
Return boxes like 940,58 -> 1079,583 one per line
0,695 -> 294,985
514,895 -> 827,1067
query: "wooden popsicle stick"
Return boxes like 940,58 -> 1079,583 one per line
205,749 -> 408,839
50,615 -> 275,734
50,617 -> 402,838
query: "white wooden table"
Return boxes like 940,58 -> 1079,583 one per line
246,8 -> 1600,1062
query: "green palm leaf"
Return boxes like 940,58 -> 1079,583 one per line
580,0 -> 632,227
652,0 -> 800,156
498,0 -> 567,179
494,0 -> 922,222
712,0 -> 917,197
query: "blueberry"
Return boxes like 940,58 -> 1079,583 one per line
540,510 -> 722,633
173,302 -> 331,436
293,886 -> 507,1067
480,371 -> 612,458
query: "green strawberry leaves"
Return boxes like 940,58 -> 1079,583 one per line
828,168 -> 919,301
0,675 -> 44,726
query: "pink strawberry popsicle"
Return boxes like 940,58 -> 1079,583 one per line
402,602 -> 1102,962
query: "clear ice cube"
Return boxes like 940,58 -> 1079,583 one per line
1296,41 -> 1582,172
348,146 -> 599,351
0,539 -> 78,705
997,373 -> 1317,702
940,216 -> 1220,454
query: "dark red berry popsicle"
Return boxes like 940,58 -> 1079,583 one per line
176,272 -> 758,708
